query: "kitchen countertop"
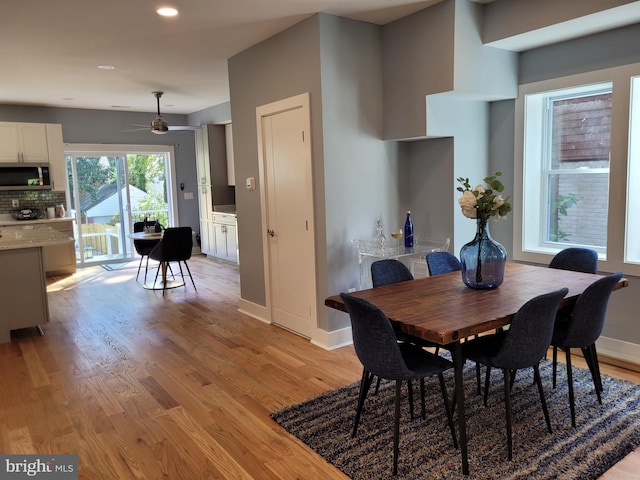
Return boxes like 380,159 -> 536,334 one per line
0,213 -> 74,226
0,224 -> 74,250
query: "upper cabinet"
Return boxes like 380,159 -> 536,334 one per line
0,122 -> 49,163
0,122 -> 67,192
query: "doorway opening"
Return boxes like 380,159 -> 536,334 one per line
65,144 -> 177,267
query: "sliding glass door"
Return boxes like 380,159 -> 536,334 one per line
65,145 -> 177,267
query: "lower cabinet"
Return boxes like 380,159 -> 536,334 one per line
199,218 -> 215,256
211,213 -> 238,264
43,220 -> 76,276
0,247 -> 49,343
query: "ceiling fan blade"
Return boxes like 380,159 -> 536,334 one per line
168,125 -> 201,131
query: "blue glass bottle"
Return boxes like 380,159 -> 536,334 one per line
404,211 -> 413,248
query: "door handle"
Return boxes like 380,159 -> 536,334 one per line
267,229 -> 275,237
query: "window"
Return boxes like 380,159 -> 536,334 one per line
65,144 -> 177,266
522,82 -> 612,256
626,76 -> 640,264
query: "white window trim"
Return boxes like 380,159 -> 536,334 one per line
514,63 -> 640,277
64,143 -> 179,226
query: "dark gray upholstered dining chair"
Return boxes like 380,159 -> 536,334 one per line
133,220 -> 160,283
549,247 -> 599,274
460,288 -> 568,460
369,259 -> 438,412
371,259 -> 440,351
340,293 -> 457,476
548,247 -> 599,389
426,251 -> 461,276
149,226 -> 196,296
551,272 -> 623,427
425,251 -> 485,394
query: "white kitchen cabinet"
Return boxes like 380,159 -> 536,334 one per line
212,213 -> 238,264
45,124 -> 67,191
0,122 -> 67,192
0,122 -> 50,163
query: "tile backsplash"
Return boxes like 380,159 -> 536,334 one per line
0,190 -> 67,215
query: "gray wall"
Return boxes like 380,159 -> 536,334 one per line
0,105 -> 199,232
490,24 -> 640,345
188,102 -> 232,126
227,13 -> 410,332
228,15 -> 323,310
319,15 -> 406,331
381,0 -> 455,140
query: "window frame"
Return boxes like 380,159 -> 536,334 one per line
520,81 -> 612,258
513,64 -> 640,275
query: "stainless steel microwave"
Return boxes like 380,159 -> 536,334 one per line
0,163 -> 52,191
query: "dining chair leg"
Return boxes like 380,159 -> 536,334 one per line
136,256 -> 144,281
483,366 -> 491,406
182,260 -> 197,290
503,368 -> 513,461
420,378 -> 426,420
393,380 -> 401,476
407,380 -> 415,419
582,344 -> 603,402
552,346 -> 558,389
565,347 -> 577,428
533,363 -> 552,434
353,368 -> 374,437
510,369 -> 517,391
590,343 -> 604,395
438,373 -> 458,449
143,256 -> 150,284
476,362 -> 482,395
374,376 -> 381,395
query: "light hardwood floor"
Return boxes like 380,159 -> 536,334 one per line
0,255 -> 637,479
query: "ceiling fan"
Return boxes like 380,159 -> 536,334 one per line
130,91 -> 200,134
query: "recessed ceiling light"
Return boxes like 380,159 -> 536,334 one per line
157,7 -> 178,17
98,64 -> 116,70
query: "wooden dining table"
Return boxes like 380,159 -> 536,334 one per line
325,262 -> 628,475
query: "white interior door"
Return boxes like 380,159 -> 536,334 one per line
258,94 -> 316,339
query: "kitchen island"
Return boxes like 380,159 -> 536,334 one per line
0,214 -> 76,275
0,223 -> 72,343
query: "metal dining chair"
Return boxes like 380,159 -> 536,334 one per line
460,288 -> 568,460
133,220 -> 160,283
340,293 -> 457,476
551,272 -> 623,427
148,226 -> 196,296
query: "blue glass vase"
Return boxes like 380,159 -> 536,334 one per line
460,218 -> 507,289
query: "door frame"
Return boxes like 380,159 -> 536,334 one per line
256,92 -> 318,339
65,143 -> 178,266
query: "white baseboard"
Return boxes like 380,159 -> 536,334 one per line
596,336 -> 640,368
237,298 -> 353,350
237,299 -> 270,325
311,326 -> 353,351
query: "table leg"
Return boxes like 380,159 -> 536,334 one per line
452,341 -> 469,475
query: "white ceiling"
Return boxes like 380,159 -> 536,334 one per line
2,0 -> 638,116
0,0 -> 453,115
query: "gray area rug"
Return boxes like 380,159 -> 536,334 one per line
271,359 -> 640,479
